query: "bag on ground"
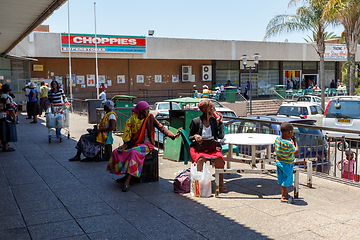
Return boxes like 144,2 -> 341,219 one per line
199,162 -> 212,198
190,163 -> 202,197
173,169 -> 191,193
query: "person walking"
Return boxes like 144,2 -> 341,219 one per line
39,81 -> 48,117
27,82 -> 39,123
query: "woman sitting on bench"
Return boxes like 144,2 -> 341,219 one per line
69,100 -> 117,162
107,101 -> 180,192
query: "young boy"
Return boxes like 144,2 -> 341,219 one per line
274,122 -> 299,204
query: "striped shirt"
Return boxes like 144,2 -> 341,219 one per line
274,136 -> 296,164
48,90 -> 67,104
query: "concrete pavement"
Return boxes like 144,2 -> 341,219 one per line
1,111 -> 360,239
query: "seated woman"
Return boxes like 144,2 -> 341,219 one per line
0,84 -> 17,152
107,101 -> 180,192
69,100 -> 117,162
189,99 -> 227,192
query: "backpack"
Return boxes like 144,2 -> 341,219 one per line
173,169 -> 191,193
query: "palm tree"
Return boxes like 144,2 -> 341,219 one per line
304,31 -> 338,42
324,0 -> 360,95
264,0 -> 332,109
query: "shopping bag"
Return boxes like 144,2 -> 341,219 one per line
199,162 -> 212,198
190,163 -> 202,197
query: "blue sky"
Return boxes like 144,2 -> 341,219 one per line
43,0 -> 344,43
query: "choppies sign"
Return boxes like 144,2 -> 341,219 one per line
324,45 -> 347,59
60,33 -> 146,53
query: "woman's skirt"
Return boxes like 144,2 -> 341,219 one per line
75,134 -> 102,158
0,119 -> 17,142
27,101 -> 39,117
342,171 -> 354,181
106,142 -> 154,178
190,147 -> 224,163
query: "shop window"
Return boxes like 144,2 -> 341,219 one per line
215,60 -> 240,70
303,62 -> 317,70
283,61 -> 302,70
325,62 -> 335,70
216,70 -> 239,86
258,70 -> 279,95
258,61 -> 279,70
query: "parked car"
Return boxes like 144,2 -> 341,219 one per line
323,96 -> 360,139
149,102 -> 181,117
296,95 -> 322,106
276,102 -> 324,126
225,115 -> 328,172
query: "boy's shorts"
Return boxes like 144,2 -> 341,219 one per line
276,161 -> 293,187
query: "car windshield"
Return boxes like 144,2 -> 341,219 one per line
277,106 -> 309,116
220,111 -> 236,117
158,102 -> 181,110
325,100 -> 360,119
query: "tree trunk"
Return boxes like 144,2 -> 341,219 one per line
349,53 -> 356,95
317,30 -> 325,109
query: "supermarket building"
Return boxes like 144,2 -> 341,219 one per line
4,30 -> 353,102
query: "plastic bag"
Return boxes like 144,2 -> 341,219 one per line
56,114 -> 65,128
190,163 -> 202,197
46,113 -> 56,128
199,163 -> 212,198
190,162 -> 212,197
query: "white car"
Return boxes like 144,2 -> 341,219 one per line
149,102 -> 181,117
323,96 -> 360,139
296,95 -> 322,106
276,102 -> 324,126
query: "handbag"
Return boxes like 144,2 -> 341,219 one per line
195,136 -> 217,153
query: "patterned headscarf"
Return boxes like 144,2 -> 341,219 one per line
104,100 -> 114,110
132,101 -> 149,113
198,99 -> 214,113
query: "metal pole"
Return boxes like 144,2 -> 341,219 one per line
94,2 -> 99,99
249,68 -> 252,115
67,0 -> 73,111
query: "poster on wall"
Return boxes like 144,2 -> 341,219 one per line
137,75 -> 144,83
87,74 -> 95,86
172,75 -> 179,83
54,76 -> 63,85
66,74 -> 76,87
284,70 -> 301,89
117,75 -> 125,83
107,80 -> 112,86
76,75 -> 85,85
155,75 -> 162,83
99,75 -> 106,84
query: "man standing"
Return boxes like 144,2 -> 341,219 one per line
330,80 -> 336,96
225,80 -> 233,87
192,85 -> 198,97
39,81 -> 48,117
99,89 -> 106,103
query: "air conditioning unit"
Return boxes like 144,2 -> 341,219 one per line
202,65 -> 212,81
181,66 -> 192,82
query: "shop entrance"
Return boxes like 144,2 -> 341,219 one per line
302,74 -> 318,88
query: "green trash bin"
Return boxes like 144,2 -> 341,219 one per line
275,85 -> 286,100
111,95 -> 137,132
225,86 -> 237,103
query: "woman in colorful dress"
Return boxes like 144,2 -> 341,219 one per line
189,99 -> 227,192
107,101 -> 180,192
69,100 -> 117,162
0,84 -> 17,152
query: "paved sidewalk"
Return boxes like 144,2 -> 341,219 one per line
1,112 -> 360,239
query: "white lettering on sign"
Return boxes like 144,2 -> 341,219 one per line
72,36 -> 137,45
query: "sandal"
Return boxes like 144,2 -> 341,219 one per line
287,196 -> 295,204
69,157 -> 81,161
2,147 -> 15,152
219,184 -> 228,193
122,185 -> 130,192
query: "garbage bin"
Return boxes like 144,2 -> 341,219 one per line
111,95 -> 137,132
86,99 -> 103,124
275,85 -> 286,100
225,86 -> 237,103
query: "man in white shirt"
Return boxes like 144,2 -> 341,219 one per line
99,89 -> 106,103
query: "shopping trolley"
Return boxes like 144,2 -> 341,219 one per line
45,104 -> 70,143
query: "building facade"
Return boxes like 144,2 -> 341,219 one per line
6,31 -> 352,102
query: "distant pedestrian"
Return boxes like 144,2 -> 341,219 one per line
100,83 -> 106,92
288,80 -> 293,89
225,80 -> 233,87
99,89 -> 106,103
220,84 -> 225,100
337,150 -> 356,181
192,85 -> 198,97
330,80 -> 336,96
22,82 -> 31,119
244,80 -> 252,100
274,122 -> 299,204
39,81 -> 48,117
27,82 -> 39,123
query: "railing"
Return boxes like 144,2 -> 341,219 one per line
70,99 -> 88,116
224,116 -> 360,185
